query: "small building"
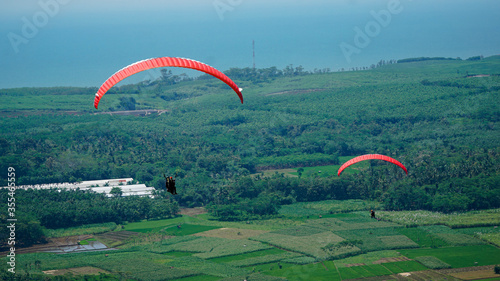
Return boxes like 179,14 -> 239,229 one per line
2,178 -> 154,197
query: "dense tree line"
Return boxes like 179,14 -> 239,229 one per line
397,57 -> 462,63
397,55 -> 485,64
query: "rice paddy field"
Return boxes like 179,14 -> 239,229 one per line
279,199 -> 383,217
377,209 -> 500,228
3,201 -> 500,280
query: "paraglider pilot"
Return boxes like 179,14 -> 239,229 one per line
164,174 -> 177,195
171,176 -> 177,195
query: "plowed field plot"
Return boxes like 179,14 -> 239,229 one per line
0,235 -> 94,255
43,267 -> 110,276
96,231 -> 139,246
178,207 -> 208,216
373,257 -> 411,264
440,265 -> 499,280
193,228 -> 269,239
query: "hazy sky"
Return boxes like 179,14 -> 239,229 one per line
1,0 -> 499,88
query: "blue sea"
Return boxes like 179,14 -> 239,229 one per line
1,0 -> 499,88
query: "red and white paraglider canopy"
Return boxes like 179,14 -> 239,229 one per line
338,154 -> 408,176
94,57 -> 243,109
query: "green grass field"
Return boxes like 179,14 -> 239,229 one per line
260,259 -> 428,281
44,222 -> 118,238
337,264 -> 391,279
333,228 -> 419,252
378,209 -> 500,228
226,252 -> 303,267
419,225 -> 486,246
414,256 -> 452,269
478,233 -> 500,247
170,275 -> 220,281
279,199 -> 383,217
290,157 -> 368,178
381,260 -> 428,273
250,230 -> 348,260
334,250 -> 402,267
396,227 -> 450,248
455,226 -> 500,247
78,238 -> 97,245
399,245 -> 500,268
123,216 -> 205,232
161,224 -> 221,236
209,248 -> 287,263
5,200 -> 500,280
263,262 -> 342,281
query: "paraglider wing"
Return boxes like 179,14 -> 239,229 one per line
94,57 -> 244,109
337,154 -> 407,176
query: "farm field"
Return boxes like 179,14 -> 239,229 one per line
3,201 -> 500,280
252,157 -> 368,179
399,245 -> 500,269
279,199 -> 383,217
378,209 -> 500,228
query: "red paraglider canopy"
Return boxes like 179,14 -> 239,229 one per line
337,154 -> 408,176
94,57 -> 243,109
